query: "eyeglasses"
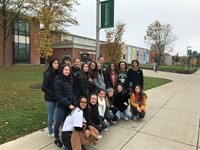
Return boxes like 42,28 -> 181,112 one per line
80,101 -> 87,104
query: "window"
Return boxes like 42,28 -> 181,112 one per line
13,19 -> 30,63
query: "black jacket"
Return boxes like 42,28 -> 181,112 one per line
54,74 -> 76,113
126,68 -> 143,89
74,71 -> 89,99
114,93 -> 129,112
89,104 -> 103,125
42,70 -> 57,102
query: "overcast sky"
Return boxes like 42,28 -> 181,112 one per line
68,0 -> 200,56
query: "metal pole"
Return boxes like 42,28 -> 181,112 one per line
96,0 -> 100,62
185,47 -> 188,70
72,36 -> 74,61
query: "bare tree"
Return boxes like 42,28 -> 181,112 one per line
104,21 -> 126,62
144,20 -> 176,65
0,0 -> 28,66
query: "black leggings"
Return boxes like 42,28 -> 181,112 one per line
132,107 -> 145,118
62,131 -> 72,150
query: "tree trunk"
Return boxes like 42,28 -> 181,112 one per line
2,2 -> 7,66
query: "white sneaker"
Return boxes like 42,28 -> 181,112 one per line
98,135 -> 102,139
48,133 -> 54,137
124,116 -> 128,121
104,128 -> 108,131
111,121 -> 117,124
133,116 -> 138,121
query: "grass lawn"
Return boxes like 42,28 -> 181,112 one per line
0,66 -> 171,144
141,65 -> 198,72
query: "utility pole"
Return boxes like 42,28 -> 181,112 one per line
96,0 -> 100,62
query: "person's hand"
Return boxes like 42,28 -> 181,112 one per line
124,102 -> 128,106
137,107 -> 141,112
69,105 -> 75,110
98,124 -> 102,128
111,105 -> 114,108
104,119 -> 109,125
84,129 -> 90,138
88,78 -> 93,83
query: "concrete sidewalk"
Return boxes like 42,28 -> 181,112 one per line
0,69 -> 200,150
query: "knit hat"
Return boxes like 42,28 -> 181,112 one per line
106,87 -> 114,93
61,53 -> 71,64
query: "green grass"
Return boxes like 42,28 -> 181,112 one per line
0,66 -> 171,144
0,66 -> 46,144
141,65 -> 198,73
144,77 -> 172,90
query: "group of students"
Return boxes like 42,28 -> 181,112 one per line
42,54 -> 147,150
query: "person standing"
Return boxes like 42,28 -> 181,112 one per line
71,58 -> 81,77
61,52 -> 72,65
93,62 -> 106,93
75,63 -> 90,99
104,62 -> 119,90
98,55 -> 106,72
118,61 -> 128,89
126,59 -> 144,90
53,64 -> 76,148
153,62 -> 158,73
41,58 -> 59,137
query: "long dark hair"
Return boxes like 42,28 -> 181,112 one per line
106,91 -> 114,105
116,83 -> 124,95
89,93 -> 98,107
88,61 -> 98,79
44,57 -> 59,76
58,64 -> 73,83
132,84 -> 147,102
106,62 -> 119,74
75,96 -> 90,122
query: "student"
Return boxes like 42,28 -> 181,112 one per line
104,62 -> 119,90
97,89 -> 110,130
118,61 -> 128,89
88,93 -> 105,138
62,96 -> 98,150
105,88 -> 118,124
54,64 -> 76,148
93,62 -> 106,92
126,59 -> 144,90
75,63 -> 90,99
114,84 -> 132,121
41,58 -> 59,137
98,55 -> 106,72
88,61 -> 98,94
130,84 -> 147,120
71,58 -> 81,94
71,58 -> 81,77
61,52 -> 72,65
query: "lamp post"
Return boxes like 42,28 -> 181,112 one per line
185,46 -> 192,70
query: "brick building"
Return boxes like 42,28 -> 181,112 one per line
0,18 -> 41,65
0,18 -> 153,65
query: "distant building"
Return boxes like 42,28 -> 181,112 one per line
122,44 -> 150,65
0,21 -> 153,65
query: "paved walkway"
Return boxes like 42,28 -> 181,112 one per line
0,69 -> 200,150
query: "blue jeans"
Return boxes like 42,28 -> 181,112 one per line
116,109 -> 132,120
46,101 -> 56,134
54,108 -> 66,140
